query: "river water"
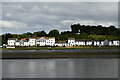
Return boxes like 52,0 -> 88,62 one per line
2,59 -> 118,78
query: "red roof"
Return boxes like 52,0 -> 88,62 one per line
21,38 -> 26,40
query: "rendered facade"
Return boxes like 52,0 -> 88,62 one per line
7,37 -> 120,47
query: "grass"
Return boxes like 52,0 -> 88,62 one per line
2,51 -> 119,59
88,35 -> 120,40
1,46 -> 119,50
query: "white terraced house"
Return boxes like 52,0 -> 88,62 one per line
7,37 -> 55,46
68,38 -> 75,46
28,38 -> 36,46
8,38 -> 18,46
7,37 -> 120,47
67,38 -> 120,47
24,37 -> 55,46
75,40 -> 86,46
37,37 -> 55,46
55,41 -> 69,47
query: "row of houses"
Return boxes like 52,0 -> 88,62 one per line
7,37 -> 120,47
8,37 -> 55,46
68,38 -> 120,46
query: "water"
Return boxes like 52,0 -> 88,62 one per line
2,59 -> 118,78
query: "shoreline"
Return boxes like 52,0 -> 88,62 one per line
1,46 -> 119,50
2,51 -> 119,59
2,47 -> 119,59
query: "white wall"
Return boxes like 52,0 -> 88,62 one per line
15,42 -> 20,46
75,41 -> 85,46
8,40 -> 16,46
113,40 -> 120,46
40,42 -> 46,46
24,42 -> 29,46
28,38 -> 36,46
86,41 -> 93,46
68,39 -> 75,46
109,41 -> 113,46
55,43 -> 63,46
7,37 -> 120,47
94,41 -> 100,46
46,38 -> 55,46
55,43 -> 69,46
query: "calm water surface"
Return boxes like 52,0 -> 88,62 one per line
2,59 -> 118,78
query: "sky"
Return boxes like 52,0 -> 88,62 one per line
0,1 -> 119,34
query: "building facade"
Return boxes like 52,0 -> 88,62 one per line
7,37 -> 55,46
8,38 -> 18,46
7,37 -> 120,47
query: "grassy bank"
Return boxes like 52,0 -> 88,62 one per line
1,46 -> 119,59
1,46 -> 119,50
2,51 -> 119,59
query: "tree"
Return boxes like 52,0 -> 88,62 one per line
39,30 -> 46,36
33,30 -> 46,37
48,29 -> 59,36
25,32 -> 33,37
48,29 -> 59,40
2,33 -> 13,44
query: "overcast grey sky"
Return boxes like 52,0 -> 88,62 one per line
0,2 -> 118,34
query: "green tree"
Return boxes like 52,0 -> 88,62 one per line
48,29 -> 59,36
2,33 -> 13,44
33,30 -> 46,37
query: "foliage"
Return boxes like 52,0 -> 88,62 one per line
71,23 -> 120,36
1,24 -> 120,44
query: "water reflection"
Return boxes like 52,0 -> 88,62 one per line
2,59 -> 118,78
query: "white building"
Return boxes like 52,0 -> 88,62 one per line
15,39 -> 29,46
15,40 -> 20,46
94,40 -> 101,46
7,37 -> 120,47
74,39 -> 120,46
23,40 -> 29,46
113,40 -> 120,46
28,38 -> 36,46
8,38 -> 17,46
108,40 -> 120,46
75,40 -> 85,46
26,37 -> 55,46
68,38 -> 75,46
55,41 -> 69,47
45,37 -> 55,46
86,40 -> 93,46
109,40 -> 114,46
37,37 -> 55,46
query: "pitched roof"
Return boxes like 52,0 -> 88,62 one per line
21,38 -> 26,40
16,40 -> 28,42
